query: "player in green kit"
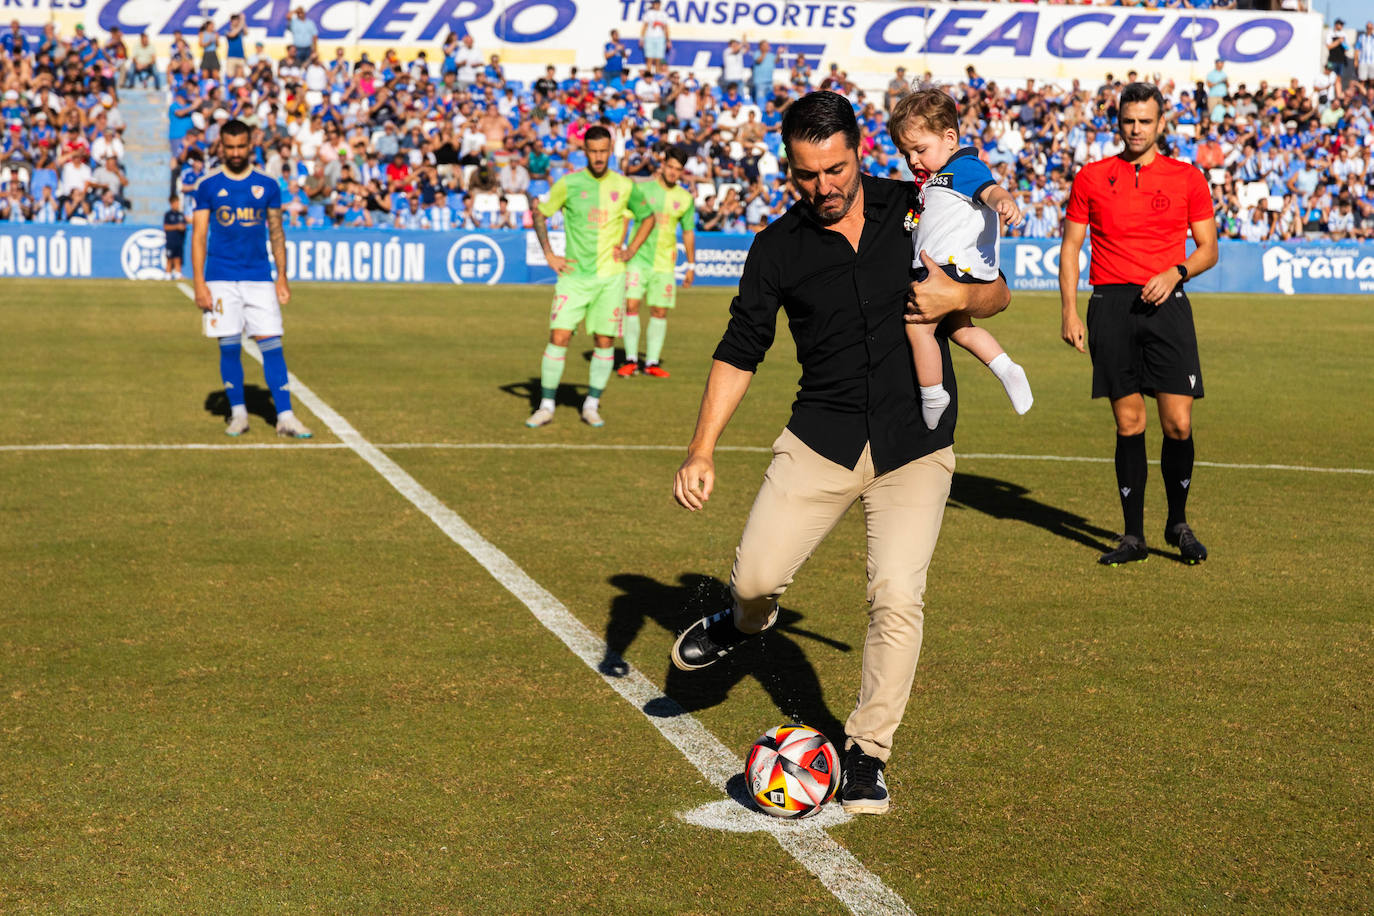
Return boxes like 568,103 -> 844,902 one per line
528,125 -> 655,428
619,149 -> 696,378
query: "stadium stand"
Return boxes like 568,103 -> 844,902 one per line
7,0 -> 1374,244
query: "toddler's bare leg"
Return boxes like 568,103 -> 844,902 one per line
906,323 -> 950,429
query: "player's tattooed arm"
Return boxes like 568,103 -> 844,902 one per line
532,206 -> 551,253
533,207 -> 570,274
268,207 -> 287,264
268,207 -> 292,306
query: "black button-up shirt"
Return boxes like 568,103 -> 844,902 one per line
713,174 -> 956,475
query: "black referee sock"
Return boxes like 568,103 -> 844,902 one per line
1161,434 -> 1195,529
1115,433 -> 1147,541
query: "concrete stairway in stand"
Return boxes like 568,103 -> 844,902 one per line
120,88 -> 170,225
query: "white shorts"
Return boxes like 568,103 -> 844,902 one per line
202,280 -> 283,338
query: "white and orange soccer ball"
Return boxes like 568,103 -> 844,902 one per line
746,724 -> 839,818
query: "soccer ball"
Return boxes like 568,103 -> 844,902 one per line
746,724 -> 839,818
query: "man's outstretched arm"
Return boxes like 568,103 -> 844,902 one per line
673,360 -> 754,511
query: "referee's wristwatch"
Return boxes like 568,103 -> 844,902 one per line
1175,263 -> 1188,281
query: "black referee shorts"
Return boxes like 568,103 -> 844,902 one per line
1086,284 -> 1203,400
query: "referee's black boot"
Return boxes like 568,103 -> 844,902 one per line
1165,522 -> 1208,564
1099,534 -> 1148,566
670,608 -> 770,671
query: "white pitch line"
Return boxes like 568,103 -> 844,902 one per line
376,444 -> 1374,475
377,442 -> 773,453
0,442 -> 349,452
6,437 -> 1371,477
172,284 -> 913,916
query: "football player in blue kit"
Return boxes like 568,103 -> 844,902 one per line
191,118 -> 312,438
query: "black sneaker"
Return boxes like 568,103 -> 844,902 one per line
1165,522 -> 1208,564
840,745 -> 890,815
670,609 -> 760,671
1099,534 -> 1148,566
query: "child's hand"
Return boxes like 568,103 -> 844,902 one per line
997,197 -> 1024,227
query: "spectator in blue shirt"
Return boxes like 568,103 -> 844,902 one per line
91,187 -> 124,224
224,13 -> 246,76
1,89 -> 24,123
2,20 -> 26,58
1278,120 -> 1302,150
604,31 -> 627,84
1288,156 -> 1322,196
287,7 -> 318,62
484,53 -> 504,85
29,150 -> 58,197
1022,201 -> 1059,238
751,40 -> 776,104
603,92 -> 630,124
178,152 -> 204,199
0,182 -> 29,222
1206,59 -> 1229,99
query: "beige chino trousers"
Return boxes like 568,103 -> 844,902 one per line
731,428 -> 954,763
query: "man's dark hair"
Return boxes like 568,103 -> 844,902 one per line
1119,82 -> 1165,118
584,124 -> 612,145
664,147 -> 688,166
781,91 -> 860,154
220,118 -> 251,140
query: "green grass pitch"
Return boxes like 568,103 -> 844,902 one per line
2,279 -> 1372,913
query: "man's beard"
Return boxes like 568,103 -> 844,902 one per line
805,171 -> 861,225
224,154 -> 250,173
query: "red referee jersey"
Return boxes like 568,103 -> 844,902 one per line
1064,153 -> 1212,286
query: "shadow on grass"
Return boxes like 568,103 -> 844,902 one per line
1146,546 -> 1195,565
948,471 -> 1118,554
204,385 -> 277,425
601,572 -> 850,751
499,378 -> 589,410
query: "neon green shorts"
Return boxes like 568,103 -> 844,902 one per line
625,266 -> 677,309
549,272 -> 625,337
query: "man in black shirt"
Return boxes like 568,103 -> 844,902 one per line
534,65 -> 558,99
670,92 -> 1009,815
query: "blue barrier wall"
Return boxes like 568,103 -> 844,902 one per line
2,225 -> 1370,296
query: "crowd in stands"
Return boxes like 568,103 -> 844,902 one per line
6,2 -> 1374,245
0,20 -> 138,224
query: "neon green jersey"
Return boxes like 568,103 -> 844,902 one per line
629,179 -> 696,274
537,170 -> 651,278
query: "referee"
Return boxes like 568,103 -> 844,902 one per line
1059,82 -> 1218,566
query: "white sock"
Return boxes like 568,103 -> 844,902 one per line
582,395 -> 599,411
920,384 -> 950,430
538,397 -> 555,412
988,353 -> 1033,415
230,404 -> 248,420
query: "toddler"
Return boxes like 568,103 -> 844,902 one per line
890,89 -> 1034,428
